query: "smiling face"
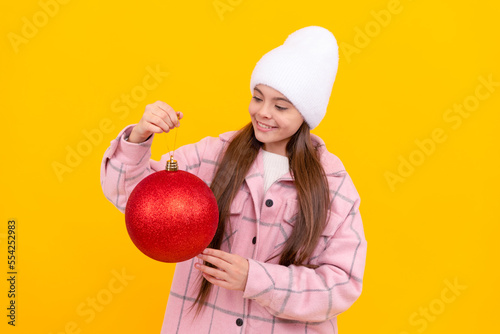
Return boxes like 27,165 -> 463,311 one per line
248,84 -> 304,156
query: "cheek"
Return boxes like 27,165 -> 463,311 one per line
281,117 -> 303,134
275,115 -> 292,129
290,114 -> 304,130
248,103 -> 258,116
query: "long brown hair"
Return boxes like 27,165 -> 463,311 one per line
192,121 -> 330,315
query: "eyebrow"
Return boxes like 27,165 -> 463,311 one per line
254,87 -> 293,105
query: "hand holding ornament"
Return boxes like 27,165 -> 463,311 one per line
195,248 -> 249,291
128,100 -> 183,143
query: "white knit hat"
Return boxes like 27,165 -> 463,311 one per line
250,26 -> 339,129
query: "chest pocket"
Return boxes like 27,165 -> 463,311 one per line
283,198 -> 299,226
282,199 -> 344,241
280,199 -> 299,244
229,189 -> 251,216
221,190 -> 251,252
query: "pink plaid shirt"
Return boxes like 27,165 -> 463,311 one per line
100,125 -> 367,333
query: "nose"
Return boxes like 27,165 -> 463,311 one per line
257,103 -> 272,119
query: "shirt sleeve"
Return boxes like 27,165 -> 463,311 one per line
242,188 -> 367,322
99,124 -> 219,213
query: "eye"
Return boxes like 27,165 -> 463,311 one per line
275,105 -> 288,111
252,96 -> 262,102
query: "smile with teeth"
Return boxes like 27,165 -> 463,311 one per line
257,121 -> 276,129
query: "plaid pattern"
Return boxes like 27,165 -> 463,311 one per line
100,125 -> 367,333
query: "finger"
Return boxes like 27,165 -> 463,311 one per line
202,273 -> 232,290
153,100 -> 174,114
146,112 -> 172,133
166,110 -> 181,128
152,106 -> 180,129
195,263 -> 227,280
149,104 -> 173,125
143,103 -> 171,132
201,248 -> 234,264
197,254 -> 231,273
154,102 -> 181,128
150,109 -> 174,131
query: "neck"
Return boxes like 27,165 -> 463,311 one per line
263,142 -> 288,157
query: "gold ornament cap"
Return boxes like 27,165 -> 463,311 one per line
166,155 -> 178,171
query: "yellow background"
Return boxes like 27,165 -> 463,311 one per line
1,0 -> 499,333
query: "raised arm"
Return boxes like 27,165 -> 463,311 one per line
100,101 -> 182,212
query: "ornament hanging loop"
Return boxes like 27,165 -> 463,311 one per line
165,112 -> 181,172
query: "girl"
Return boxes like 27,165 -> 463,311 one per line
101,26 -> 367,333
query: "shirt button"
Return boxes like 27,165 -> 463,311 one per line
265,199 -> 273,207
236,318 -> 243,326
252,237 -> 256,244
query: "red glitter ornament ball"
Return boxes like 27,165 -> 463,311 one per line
125,168 -> 219,263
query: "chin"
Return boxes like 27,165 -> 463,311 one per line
253,131 -> 266,143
